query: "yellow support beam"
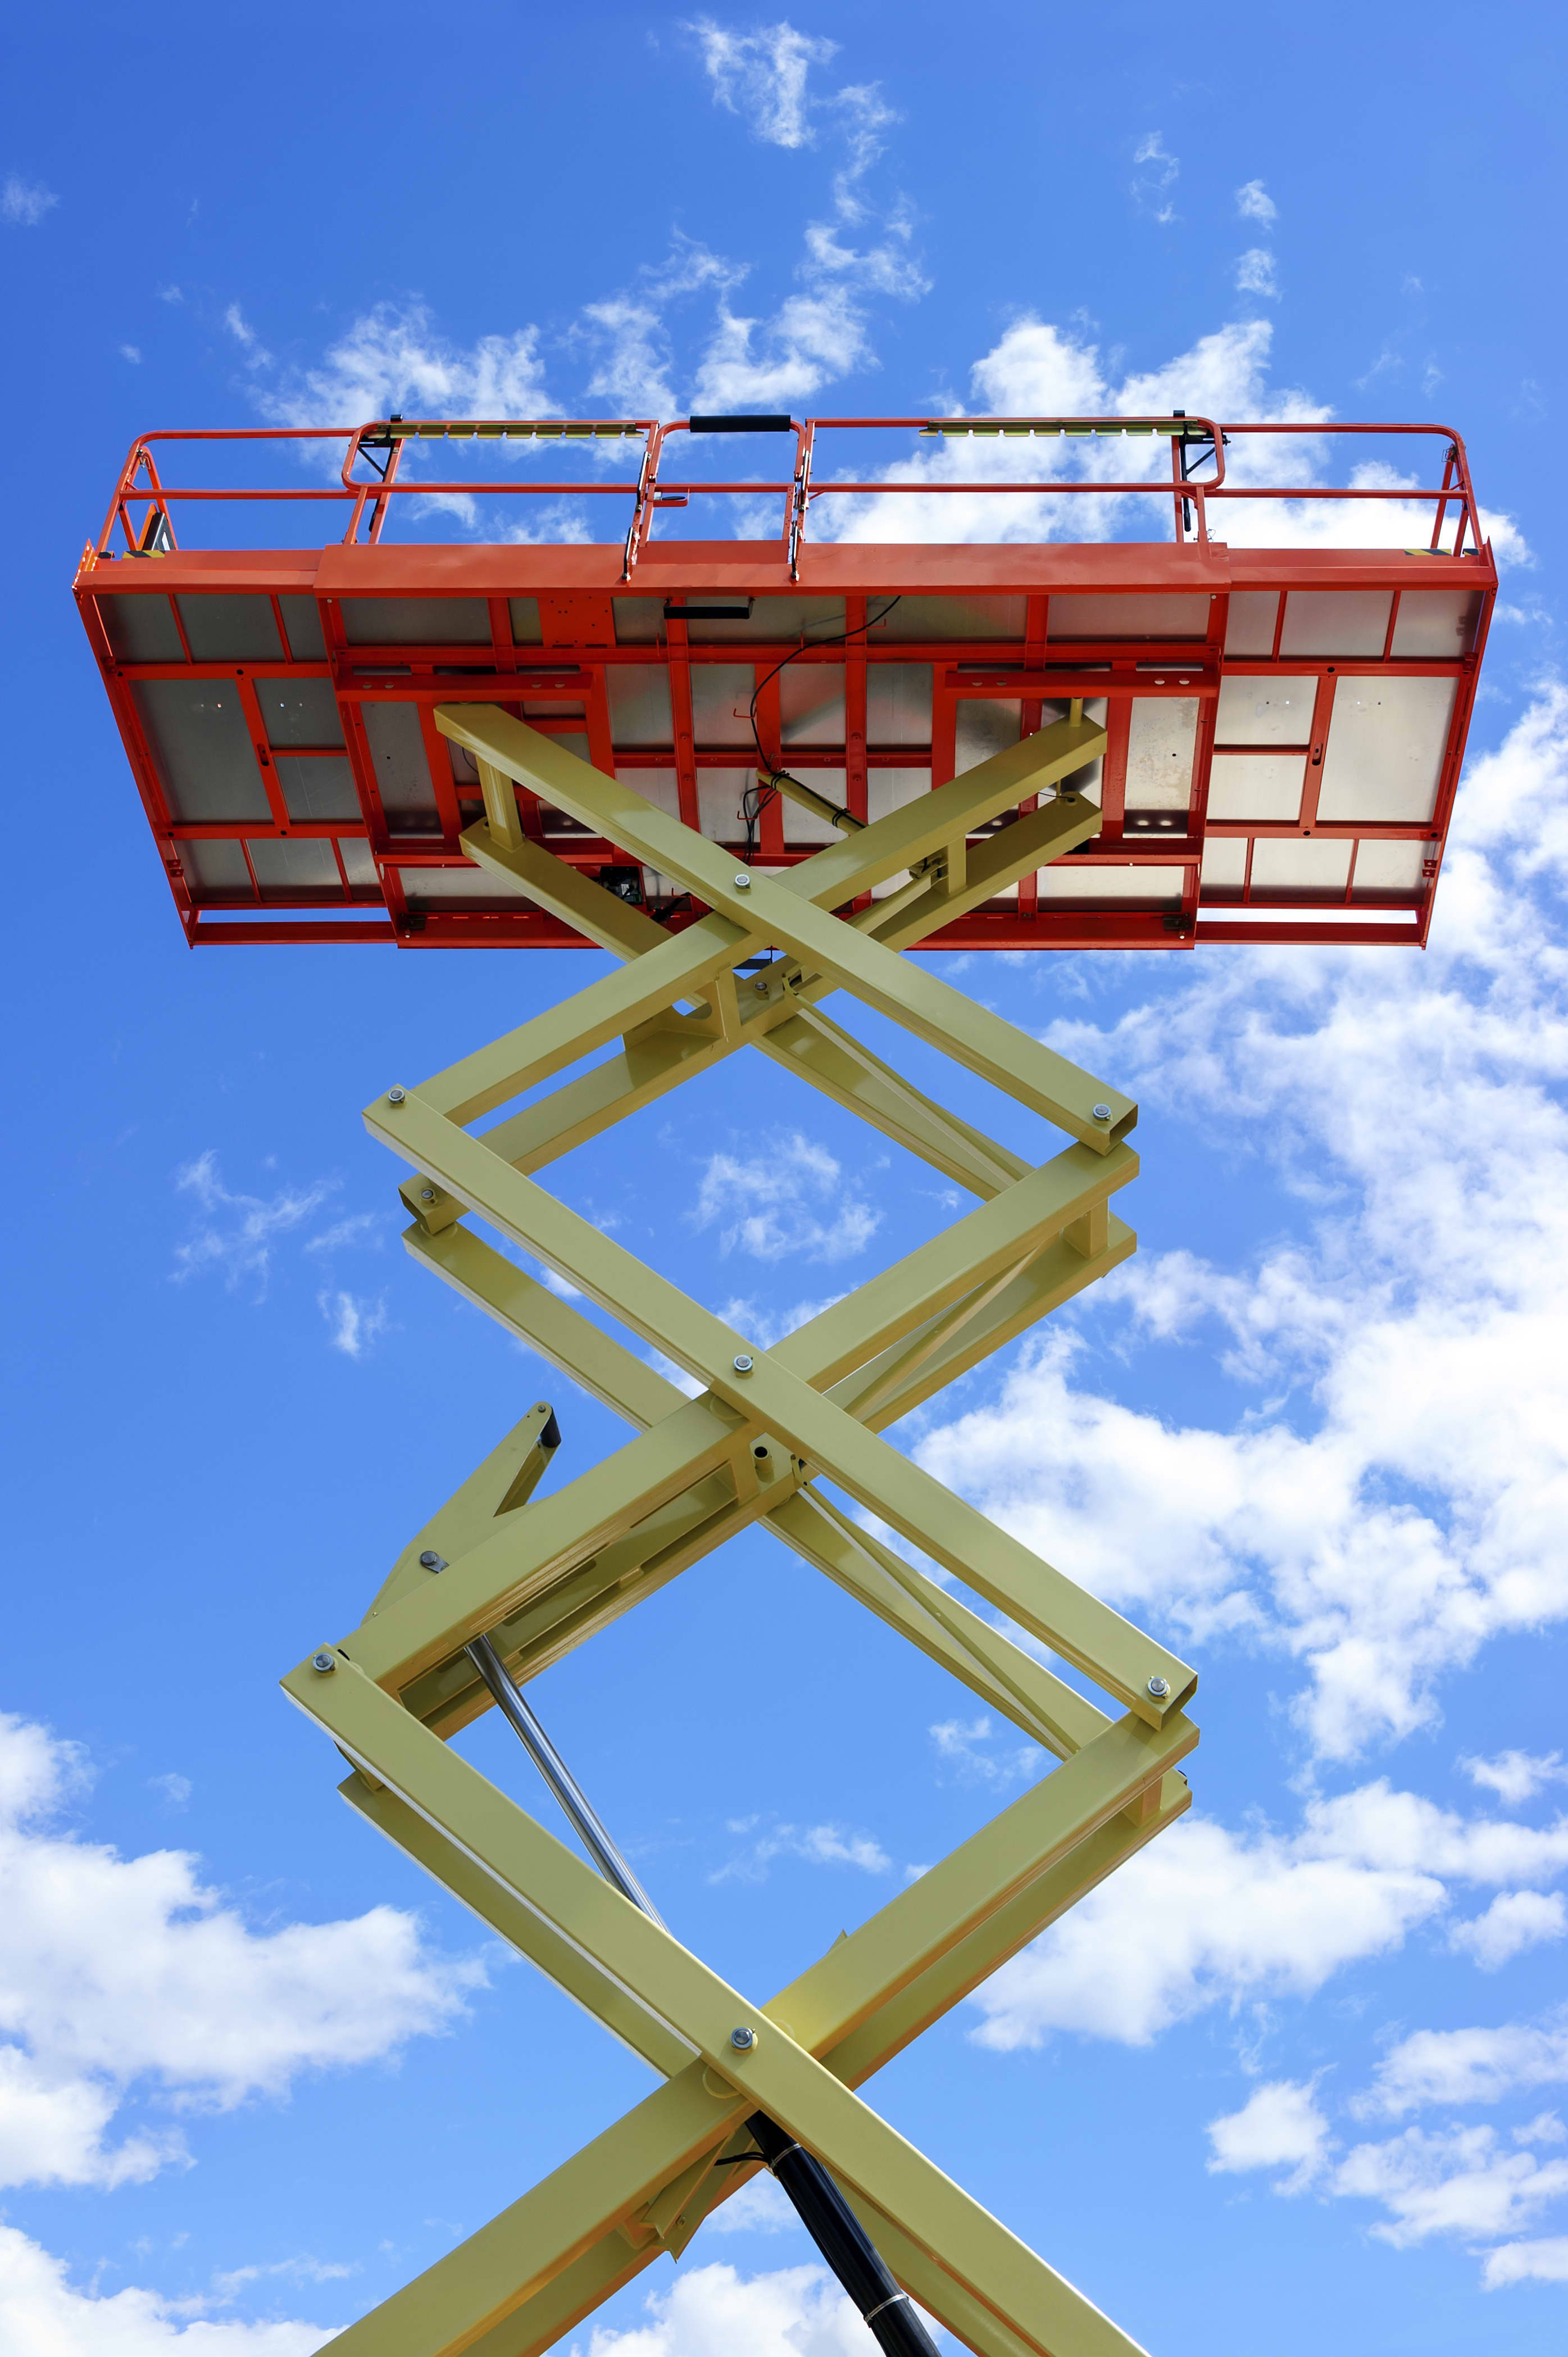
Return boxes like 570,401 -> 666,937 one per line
284,718 -> 1197,2357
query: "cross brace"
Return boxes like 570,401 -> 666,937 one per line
284,709 -> 1198,2357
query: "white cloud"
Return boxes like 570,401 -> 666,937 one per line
120,344 -> 142,364
579,2260 -> 874,2357
1333,2122 -> 1568,2247
1362,2014 -> 1568,2118
928,1714 -> 1042,1791
711,1816 -> 892,1883
705,2174 -> 801,2234
0,2223 -> 334,2355
303,1213 -> 383,1255
962,1776 -> 1568,2054
899,688 -> 1568,1763
1452,1890 -> 1567,1971
716,1292 -> 847,1348
1463,1750 -> 1568,1806
694,1133 -> 879,1262
224,304 -> 272,369
1235,248 -> 1279,298
1483,2235 -> 1568,2287
2,172 -> 58,225
265,303 -> 555,431
317,1290 -> 389,1359
826,83 -> 898,217
963,1804 -> 1446,2051
692,287 -> 875,411
1209,2052 -> 1568,2274
1235,178 -> 1278,224
1207,2079 -> 1330,2193
821,314 -> 1525,560
686,20 -> 838,148
148,1774 -> 193,1810
0,1713 -> 483,2193
1131,133 -> 1179,222
172,1155 -> 336,1295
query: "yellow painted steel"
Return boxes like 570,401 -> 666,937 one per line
284,711 -> 1198,2357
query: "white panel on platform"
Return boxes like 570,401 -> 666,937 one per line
1214,676 -> 1316,744
1317,675 -> 1457,822
1048,594 -> 1212,639
866,664 -> 933,744
868,767 -> 931,822
689,666 -> 755,745
1038,863 -> 1184,903
1199,838 -> 1247,889
1125,697 -> 1198,809
781,667 -> 847,746
1351,840 -> 1426,894
606,666 -> 674,742
881,596 -> 1026,640
1223,591 -> 1279,656
1249,838 -> 1353,893
1278,590 -> 1392,656
1389,588 -> 1483,657
1207,753 -> 1305,820
956,698 -> 1021,775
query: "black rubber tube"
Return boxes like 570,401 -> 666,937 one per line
745,2113 -> 940,2357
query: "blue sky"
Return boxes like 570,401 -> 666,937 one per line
4,5 -> 1568,2354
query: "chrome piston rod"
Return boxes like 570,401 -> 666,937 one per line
462,1629 -> 667,1927
432,1541 -> 934,2356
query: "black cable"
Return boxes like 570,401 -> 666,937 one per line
740,596 -> 903,861
746,2112 -> 940,2357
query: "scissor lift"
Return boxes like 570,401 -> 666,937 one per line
79,413 -> 1494,2357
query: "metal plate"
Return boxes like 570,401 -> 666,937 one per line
131,679 -> 269,820
1207,754 -> 1305,821
1214,676 -> 1317,745
1125,698 -> 1198,810
1317,675 -> 1458,823
1278,590 -> 1392,657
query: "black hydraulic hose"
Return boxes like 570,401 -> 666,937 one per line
745,2111 -> 940,2357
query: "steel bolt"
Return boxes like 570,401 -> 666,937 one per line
420,1550 -> 448,1574
729,2024 -> 757,2051
733,1353 -> 755,1374
1147,1675 -> 1170,1700
733,872 -> 752,889
387,1087 -> 406,1105
753,976 -> 769,994
1092,1103 -> 1112,1123
311,1651 -> 337,1674
420,1186 -> 436,1202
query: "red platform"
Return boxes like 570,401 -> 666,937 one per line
75,414 -> 1494,951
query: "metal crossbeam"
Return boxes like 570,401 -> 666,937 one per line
284,712 -> 1199,2357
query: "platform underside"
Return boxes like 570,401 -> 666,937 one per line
79,538 -> 1492,950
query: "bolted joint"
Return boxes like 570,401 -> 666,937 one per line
399,1175 -> 462,1236
732,1353 -> 755,1375
311,1651 -> 337,1674
1147,1675 -> 1170,1700
729,2024 -> 757,2052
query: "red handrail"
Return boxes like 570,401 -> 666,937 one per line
94,416 -> 1485,580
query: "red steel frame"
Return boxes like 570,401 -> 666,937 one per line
75,415 -> 1495,952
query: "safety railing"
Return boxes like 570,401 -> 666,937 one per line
94,416 -> 1485,582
